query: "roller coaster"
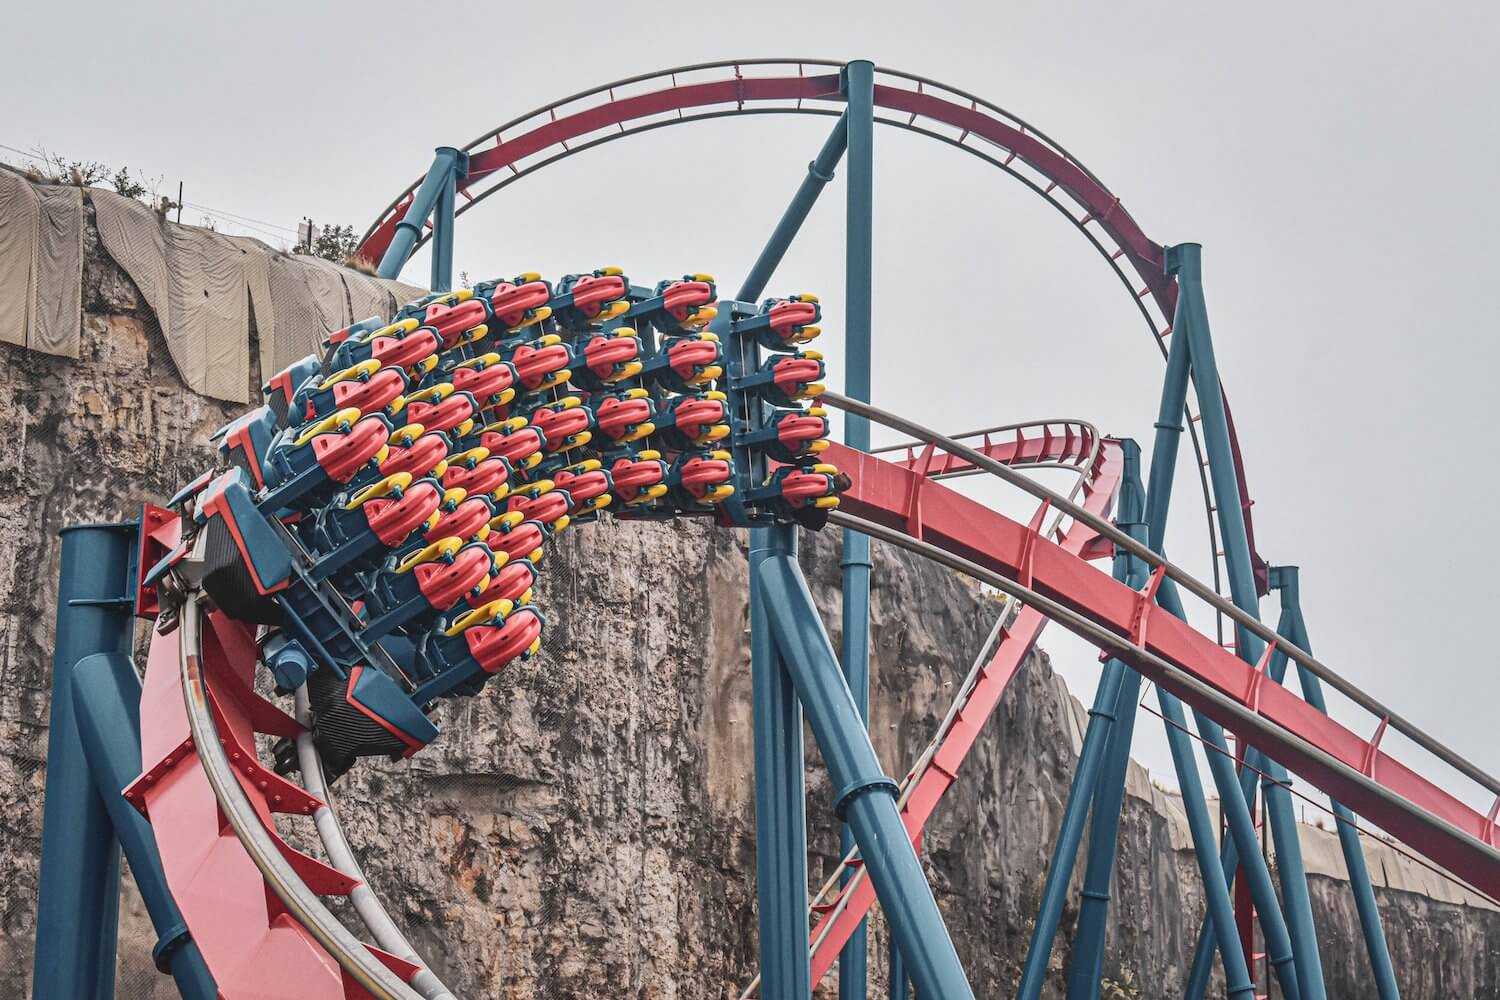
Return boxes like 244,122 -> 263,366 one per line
30,59 -> 1500,1000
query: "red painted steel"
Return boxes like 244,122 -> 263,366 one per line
809,438 -> 1123,981
137,608 -> 355,998
351,63 -> 1267,590
826,440 -> 1500,897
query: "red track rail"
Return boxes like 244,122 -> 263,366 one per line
807,436 -> 1123,983
827,441 -> 1500,897
353,59 -> 1266,596
135,609 -> 410,999
137,438 -> 1500,998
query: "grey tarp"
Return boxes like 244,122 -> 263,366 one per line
92,185 -> 429,402
0,171 -> 83,357
0,171 -> 38,348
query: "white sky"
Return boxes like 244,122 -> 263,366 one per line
7,2 -> 1499,811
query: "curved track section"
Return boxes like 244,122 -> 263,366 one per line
146,399 -> 1500,1000
352,58 -> 1265,620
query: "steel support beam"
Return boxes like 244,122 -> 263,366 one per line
736,116 -> 848,303
1066,333 -> 1190,998
429,153 -> 460,293
1170,243 -> 1327,1000
1017,445 -> 1145,1000
33,522 -> 137,1000
751,523 -> 812,997
740,107 -> 853,999
377,146 -> 466,284
1272,568 -> 1400,1000
759,554 -> 973,1000
840,58 -> 876,1000
72,652 -> 217,999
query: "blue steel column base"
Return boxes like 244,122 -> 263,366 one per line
750,523 -> 812,998
33,521 -> 139,1000
839,57 -> 877,1000
759,553 -> 973,1000
72,652 -> 216,999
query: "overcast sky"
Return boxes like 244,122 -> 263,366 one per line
8,3 -> 1498,810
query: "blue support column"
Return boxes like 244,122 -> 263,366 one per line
1017,443 -> 1146,1000
889,935 -> 907,998
33,522 -> 137,1000
739,108 -> 851,998
736,116 -> 848,303
429,149 -> 463,293
840,58 -> 876,1000
72,652 -> 217,999
751,523 -> 812,998
377,146 -> 466,284
1066,330 -> 1190,998
759,554 -> 973,1000
1170,243 -> 1327,1000
1272,568 -> 1399,1000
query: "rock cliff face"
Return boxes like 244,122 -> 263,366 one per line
0,206 -> 1496,998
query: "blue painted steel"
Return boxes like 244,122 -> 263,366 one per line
736,116 -> 848,303
1067,343 -> 1188,997
377,146 -> 466,282
758,554 -> 973,1000
429,148 -> 461,292
737,111 -> 851,996
1170,243 -> 1327,1000
33,521 -> 137,1000
1271,568 -> 1399,1000
1068,440 -> 1146,1000
71,652 -> 217,999
1153,662 -> 1258,1000
840,58 -> 876,1000
889,937 -> 907,998
750,523 -> 812,997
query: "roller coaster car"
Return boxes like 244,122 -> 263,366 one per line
448,353 -> 518,408
262,355 -> 321,428
308,473 -> 445,577
608,453 -> 669,506
441,452 -> 514,501
486,279 -> 553,331
653,275 -> 718,332
362,538 -> 497,640
218,407 -> 280,490
552,463 -> 612,515
420,297 -> 489,349
296,361 -> 409,423
527,396 -> 595,454
574,329 -> 644,388
504,480 -> 573,528
329,318 -> 441,374
302,664 -> 439,781
743,295 -> 822,351
262,410 -> 394,511
420,490 -> 495,545
655,333 -> 724,392
763,407 -> 831,463
765,464 -> 846,530
485,515 -> 551,565
594,390 -> 657,443
509,335 -> 574,391
757,352 -> 826,406
658,392 -> 730,449
420,600 -> 546,698
486,557 -> 538,605
478,421 -> 546,472
554,269 -> 630,329
394,385 -> 478,436
380,426 -> 452,480
190,468 -> 292,623
669,450 -> 735,507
